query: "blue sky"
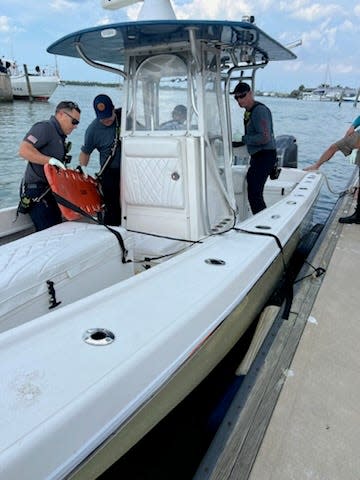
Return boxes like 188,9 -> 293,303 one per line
1,0 -> 359,92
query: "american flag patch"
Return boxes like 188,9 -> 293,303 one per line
27,134 -> 38,144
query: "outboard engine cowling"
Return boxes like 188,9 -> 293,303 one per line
276,135 -> 297,168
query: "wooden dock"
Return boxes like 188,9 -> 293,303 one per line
193,178 -> 360,480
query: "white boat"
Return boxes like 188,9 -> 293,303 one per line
302,85 -> 342,101
3,59 -> 60,101
0,1 -> 323,478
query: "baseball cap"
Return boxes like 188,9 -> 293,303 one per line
230,82 -> 251,95
93,94 -> 114,119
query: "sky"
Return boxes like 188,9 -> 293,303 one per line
1,0 -> 360,93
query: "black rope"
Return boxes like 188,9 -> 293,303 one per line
294,260 -> 326,284
52,192 -> 129,264
234,227 -> 287,271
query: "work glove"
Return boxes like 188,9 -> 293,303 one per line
48,158 -> 66,170
75,165 -> 88,178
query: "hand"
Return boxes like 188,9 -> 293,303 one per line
75,165 -> 88,178
345,126 -> 355,137
303,164 -> 319,172
48,157 -> 66,170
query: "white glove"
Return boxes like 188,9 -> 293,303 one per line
48,157 -> 66,170
76,165 -> 88,178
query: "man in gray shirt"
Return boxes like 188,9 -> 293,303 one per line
231,82 -> 277,214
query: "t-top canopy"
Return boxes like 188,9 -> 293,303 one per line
47,20 -> 296,67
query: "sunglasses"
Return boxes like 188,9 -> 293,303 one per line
235,92 -> 248,100
63,110 -> 80,125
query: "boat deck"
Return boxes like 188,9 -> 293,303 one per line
194,180 -> 360,480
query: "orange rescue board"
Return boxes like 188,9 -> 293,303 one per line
44,164 -> 103,221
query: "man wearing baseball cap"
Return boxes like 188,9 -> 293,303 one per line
79,94 -> 122,225
231,82 -> 277,214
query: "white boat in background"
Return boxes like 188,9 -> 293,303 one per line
302,85 -> 359,103
3,59 -> 60,101
302,85 -> 341,101
0,1 -> 323,479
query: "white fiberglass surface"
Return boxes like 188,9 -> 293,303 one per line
0,170 -> 322,478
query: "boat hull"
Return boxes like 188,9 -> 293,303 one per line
10,74 -> 60,100
67,229 -> 300,480
0,171 -> 322,480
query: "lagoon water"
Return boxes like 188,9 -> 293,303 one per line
0,84 -> 358,223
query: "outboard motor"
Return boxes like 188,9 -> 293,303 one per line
276,135 -> 298,168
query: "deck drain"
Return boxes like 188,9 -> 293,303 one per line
205,258 -> 226,266
255,225 -> 271,230
83,328 -> 115,346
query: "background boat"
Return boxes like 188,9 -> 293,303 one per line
2,59 -> 60,101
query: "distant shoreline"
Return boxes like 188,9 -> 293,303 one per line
60,80 -> 121,87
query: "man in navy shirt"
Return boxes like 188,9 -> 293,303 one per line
79,94 -> 122,226
18,100 -> 81,231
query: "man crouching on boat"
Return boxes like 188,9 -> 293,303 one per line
18,101 -> 81,231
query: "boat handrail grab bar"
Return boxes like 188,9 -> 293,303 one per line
75,42 -> 127,79
186,27 -> 201,73
224,64 -> 258,155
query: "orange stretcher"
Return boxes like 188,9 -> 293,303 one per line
44,164 -> 103,221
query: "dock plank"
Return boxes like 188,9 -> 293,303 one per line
193,182 -> 356,480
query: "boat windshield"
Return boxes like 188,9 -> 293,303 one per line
127,54 -> 198,132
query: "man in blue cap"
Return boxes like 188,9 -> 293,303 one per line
78,94 -> 122,225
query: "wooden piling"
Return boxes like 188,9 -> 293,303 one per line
0,72 -> 13,102
23,64 -> 34,102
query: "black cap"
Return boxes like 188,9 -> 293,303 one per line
230,82 -> 251,95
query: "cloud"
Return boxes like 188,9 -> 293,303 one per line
50,0 -> 77,10
0,15 -> 11,33
354,4 -> 360,17
95,15 -> 113,25
174,0 -> 252,20
279,1 -> 342,22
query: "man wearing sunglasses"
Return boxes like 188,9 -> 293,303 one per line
231,82 -> 277,214
78,94 -> 122,226
18,101 -> 81,231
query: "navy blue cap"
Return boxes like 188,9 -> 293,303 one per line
93,94 -> 114,119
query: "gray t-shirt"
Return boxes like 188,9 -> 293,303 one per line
242,102 -> 276,155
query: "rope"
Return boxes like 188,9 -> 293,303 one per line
320,171 -> 354,197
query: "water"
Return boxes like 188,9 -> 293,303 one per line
0,85 -> 358,223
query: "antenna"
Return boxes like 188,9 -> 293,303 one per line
101,0 -> 176,19
285,39 -> 302,50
